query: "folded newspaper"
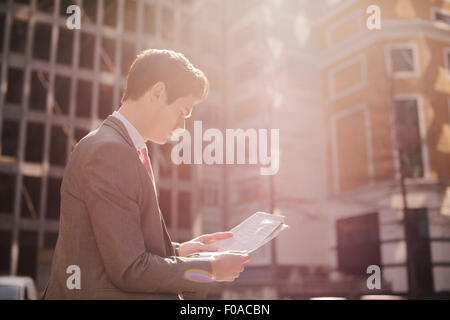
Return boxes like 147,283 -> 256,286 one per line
191,212 -> 289,257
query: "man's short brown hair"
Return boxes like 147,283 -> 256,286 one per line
121,49 -> 209,104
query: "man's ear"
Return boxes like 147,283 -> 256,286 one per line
149,81 -> 166,104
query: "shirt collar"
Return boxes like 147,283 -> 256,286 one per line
112,111 -> 147,150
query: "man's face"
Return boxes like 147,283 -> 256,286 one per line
149,93 -> 197,144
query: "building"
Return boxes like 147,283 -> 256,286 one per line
318,0 -> 450,297
212,0 -> 334,299
0,0 -> 225,292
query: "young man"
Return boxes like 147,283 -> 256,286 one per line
43,49 -> 250,300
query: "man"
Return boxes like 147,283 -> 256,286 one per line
43,49 -> 250,299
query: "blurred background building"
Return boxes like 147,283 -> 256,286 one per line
318,0 -> 450,299
0,0 -> 449,299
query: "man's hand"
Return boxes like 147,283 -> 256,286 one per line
178,232 -> 233,257
210,251 -> 250,282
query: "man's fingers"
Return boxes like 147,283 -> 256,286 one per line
201,245 -> 218,252
201,232 -> 233,244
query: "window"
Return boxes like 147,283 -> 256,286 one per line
159,143 -> 173,179
329,54 -> 367,101
14,0 -> 31,5
337,212 -> 380,275
0,173 -> 15,214
394,98 -> 424,178
233,177 -> 260,204
36,0 -> 54,14
49,125 -> 67,166
21,176 -> 41,219
57,27 -> 74,66
162,6 -> 174,41
143,3 -> 156,36
6,68 -> 24,105
121,41 -> 136,76
10,19 -> 27,54
17,231 -> 38,278
103,0 -> 118,28
54,75 -> 71,115
25,122 -> 45,163
331,103 -> 373,192
177,192 -> 191,229
33,23 -> 51,61
123,0 -> 137,33
74,128 -> 89,143
392,49 -> 414,72
201,182 -> 219,206
59,0 -> 75,17
405,208 -> 434,295
100,37 -> 115,73
98,83 -> 113,119
178,164 -> 191,181
76,79 -> 92,119
44,232 -> 58,250
0,13 -> 5,53
180,11 -> 192,47
29,71 -> 48,112
386,43 -> 420,78
79,32 -> 95,70
432,7 -> 450,25
1,119 -> 20,159
0,231 -> 12,274
326,10 -> 363,47
82,0 -> 97,24
46,177 -> 62,220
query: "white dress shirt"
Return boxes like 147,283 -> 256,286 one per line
112,111 -> 147,151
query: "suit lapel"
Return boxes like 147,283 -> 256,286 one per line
102,115 -> 175,256
103,115 -> 135,149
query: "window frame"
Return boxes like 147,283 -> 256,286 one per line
392,94 -> 429,180
328,54 -> 368,101
431,6 -> 450,26
325,9 -> 364,48
330,102 -> 374,193
385,42 -> 421,79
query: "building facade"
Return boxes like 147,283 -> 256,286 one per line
318,0 -> 450,296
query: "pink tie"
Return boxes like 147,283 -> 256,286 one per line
139,147 -> 181,299
138,147 -> 154,183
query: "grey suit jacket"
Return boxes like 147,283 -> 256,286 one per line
42,116 -> 213,299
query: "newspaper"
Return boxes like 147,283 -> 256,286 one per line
192,212 -> 288,257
